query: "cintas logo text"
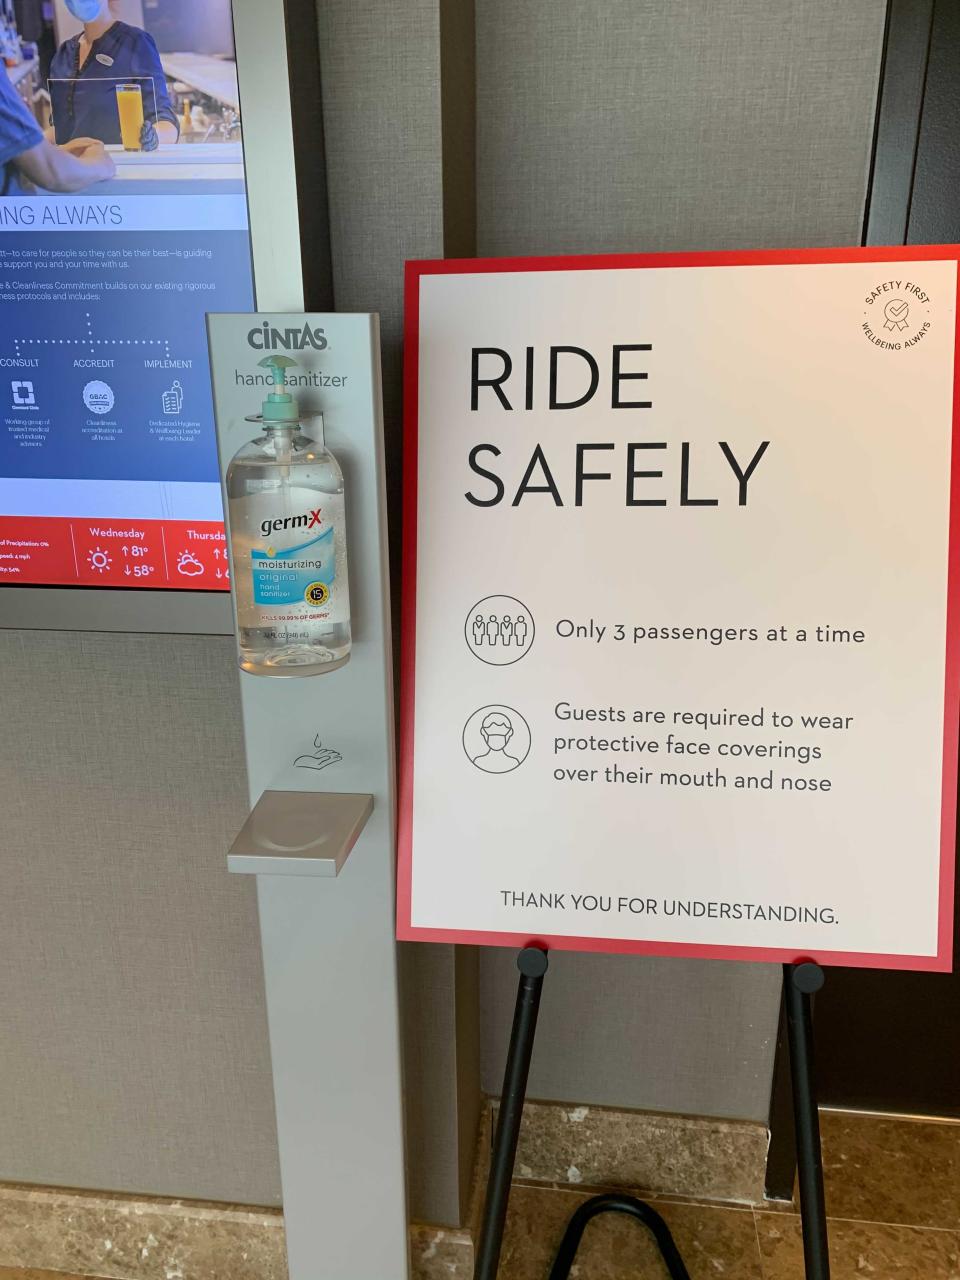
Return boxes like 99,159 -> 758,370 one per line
259,508 -> 323,537
247,321 -> 328,351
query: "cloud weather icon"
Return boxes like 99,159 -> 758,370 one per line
176,550 -> 204,577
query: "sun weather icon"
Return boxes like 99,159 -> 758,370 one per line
87,546 -> 111,573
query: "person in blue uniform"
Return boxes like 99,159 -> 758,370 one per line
47,0 -> 179,151
1,64 -> 114,193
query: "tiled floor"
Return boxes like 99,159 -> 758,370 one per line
0,1111 -> 957,1278
0,1273 -> 109,1279
499,1110 -> 960,1278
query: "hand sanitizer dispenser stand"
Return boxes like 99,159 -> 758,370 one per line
207,313 -> 408,1280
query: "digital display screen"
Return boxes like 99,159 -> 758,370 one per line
0,0 -> 252,591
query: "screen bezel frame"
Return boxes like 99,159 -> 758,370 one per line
0,0 -> 304,635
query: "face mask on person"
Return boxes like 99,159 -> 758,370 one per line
65,0 -> 105,20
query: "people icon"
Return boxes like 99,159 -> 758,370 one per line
480,614 -> 521,647
471,711 -> 521,774
464,596 -> 535,665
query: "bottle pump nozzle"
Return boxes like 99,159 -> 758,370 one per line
259,355 -> 299,422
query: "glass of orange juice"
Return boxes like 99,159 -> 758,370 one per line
115,83 -> 144,151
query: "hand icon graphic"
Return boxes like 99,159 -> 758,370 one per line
294,735 -> 344,771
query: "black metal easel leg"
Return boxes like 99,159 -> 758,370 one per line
548,1194 -> 691,1280
784,962 -> 831,1280
473,947 -> 549,1280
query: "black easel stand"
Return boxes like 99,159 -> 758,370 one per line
473,948 -> 689,1280
474,952 -> 831,1280
548,1194 -> 690,1280
474,948 -> 548,1280
784,962 -> 831,1279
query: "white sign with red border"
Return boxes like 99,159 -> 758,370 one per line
399,247 -> 960,971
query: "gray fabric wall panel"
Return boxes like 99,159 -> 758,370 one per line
477,0 -> 886,257
475,0 -> 886,1119
313,0 -> 478,1226
481,951 -> 783,1118
315,0 -> 443,444
0,630 -> 281,1204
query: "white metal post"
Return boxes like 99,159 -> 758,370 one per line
209,302 -> 408,1276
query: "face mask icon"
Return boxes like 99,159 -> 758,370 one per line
464,706 -> 531,775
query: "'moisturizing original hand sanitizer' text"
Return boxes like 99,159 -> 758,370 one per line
233,491 -> 348,621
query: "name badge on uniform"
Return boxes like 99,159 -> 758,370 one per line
96,53 -> 115,66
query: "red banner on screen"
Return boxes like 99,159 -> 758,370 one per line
0,517 -> 229,590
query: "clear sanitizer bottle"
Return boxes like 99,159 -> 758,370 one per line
227,355 -> 351,676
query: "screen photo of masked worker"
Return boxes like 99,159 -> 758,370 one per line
2,0 -> 245,196
0,46 -> 114,193
47,0 -> 179,151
